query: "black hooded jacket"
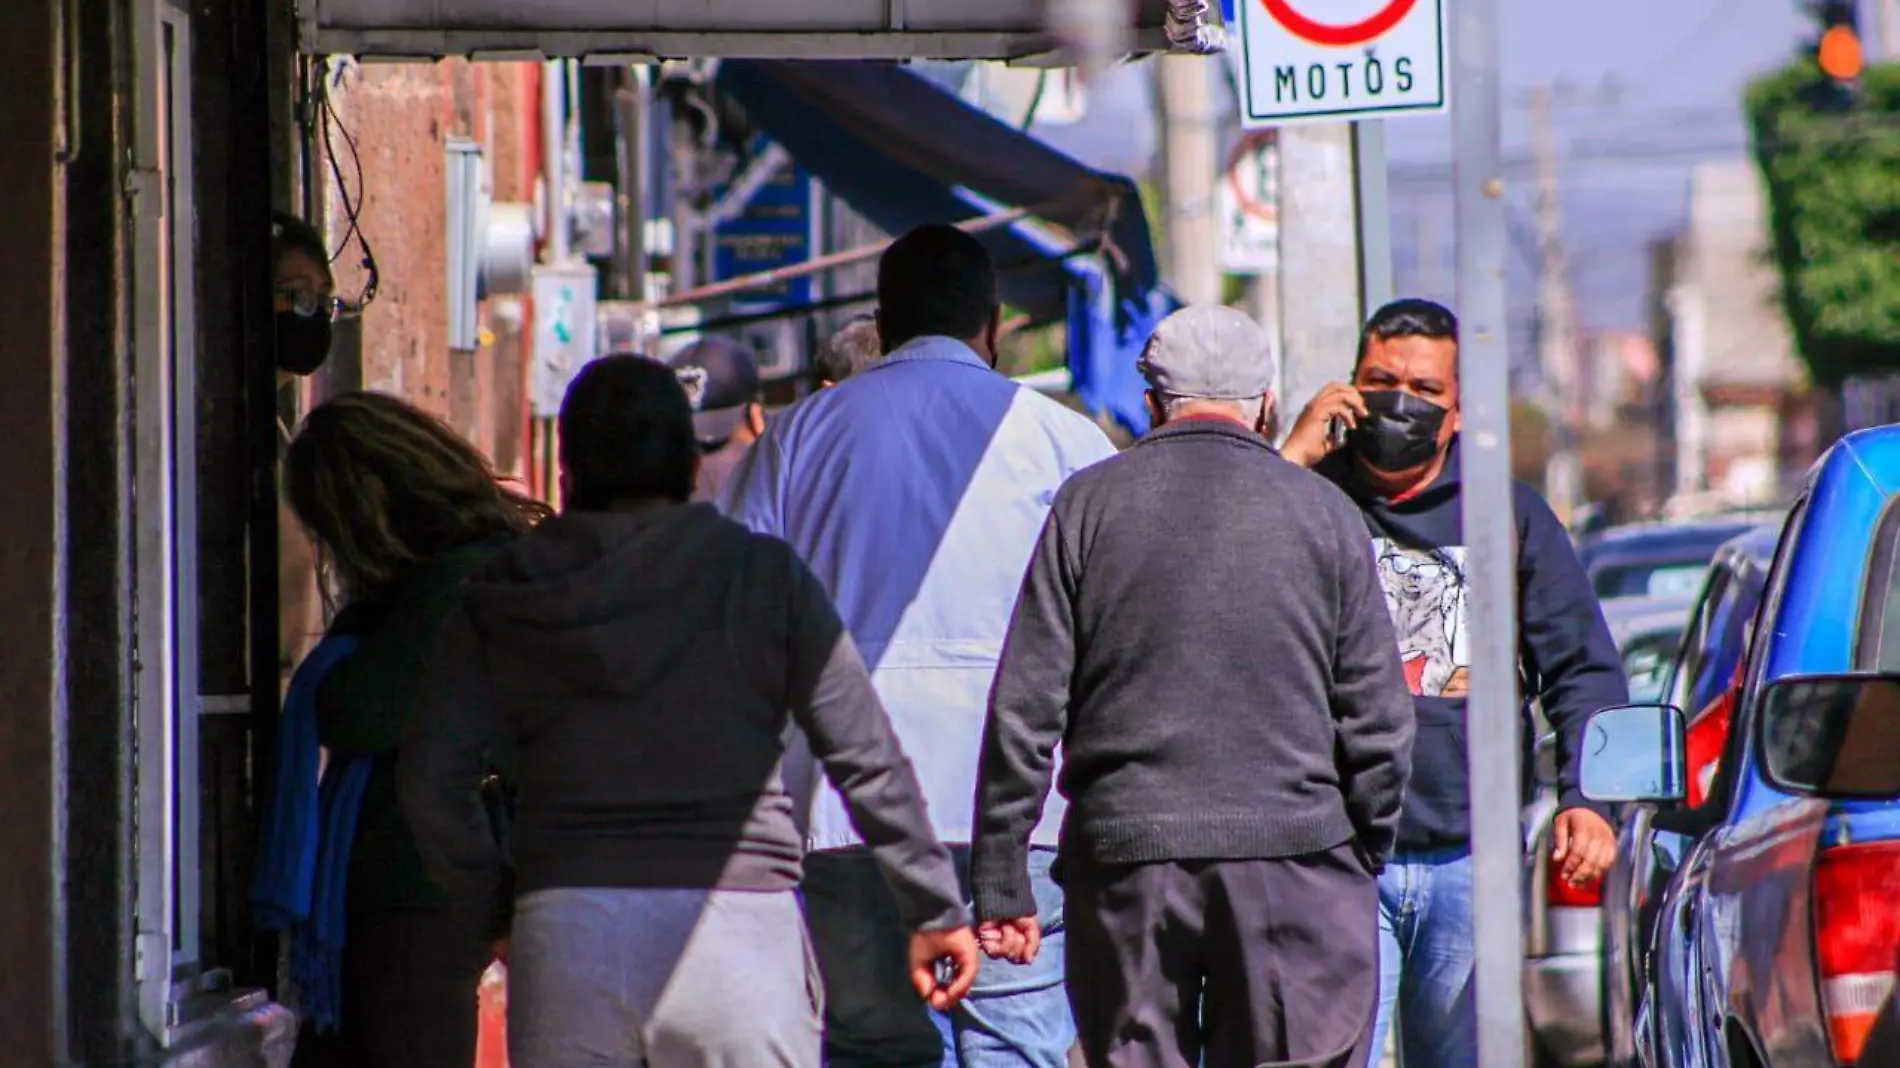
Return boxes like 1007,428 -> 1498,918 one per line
1315,439 -> 1627,849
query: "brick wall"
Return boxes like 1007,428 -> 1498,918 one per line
317,59 -> 537,470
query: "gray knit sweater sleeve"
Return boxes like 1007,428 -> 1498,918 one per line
970,508 -> 1076,921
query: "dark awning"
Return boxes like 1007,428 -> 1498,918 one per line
714,59 -> 1161,324
714,59 -> 1175,433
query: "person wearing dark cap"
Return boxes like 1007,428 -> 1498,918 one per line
666,335 -> 767,502
971,304 -> 1415,1068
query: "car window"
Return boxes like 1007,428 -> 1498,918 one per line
1624,631 -> 1684,704
1858,497 -> 1900,670
1594,561 -> 1716,601
1725,493 -> 1812,816
1692,577 -> 1753,714
1666,568 -> 1731,712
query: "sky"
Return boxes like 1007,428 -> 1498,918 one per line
1381,0 -> 1814,352
942,0 -> 1818,369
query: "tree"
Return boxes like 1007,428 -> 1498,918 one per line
1746,59 -> 1900,387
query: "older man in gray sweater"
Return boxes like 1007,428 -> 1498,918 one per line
970,305 -> 1416,1068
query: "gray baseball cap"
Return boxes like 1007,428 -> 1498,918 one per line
1136,304 -> 1276,400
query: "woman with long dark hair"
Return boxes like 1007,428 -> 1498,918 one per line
260,391 -> 547,1068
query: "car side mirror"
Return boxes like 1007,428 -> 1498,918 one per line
1760,673 -> 1900,799
1580,703 -> 1686,803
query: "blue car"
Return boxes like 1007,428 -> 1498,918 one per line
1599,526 -> 1780,1068
1582,425 -> 1900,1068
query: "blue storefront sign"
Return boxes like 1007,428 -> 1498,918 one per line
711,139 -> 816,307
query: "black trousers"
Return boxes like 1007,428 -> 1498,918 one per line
290,905 -> 493,1068
1064,845 -> 1379,1068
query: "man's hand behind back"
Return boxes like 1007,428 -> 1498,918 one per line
910,926 -> 982,1012
1280,382 -> 1368,468
1552,807 -> 1616,887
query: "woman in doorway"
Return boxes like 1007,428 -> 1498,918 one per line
274,392 -> 547,1068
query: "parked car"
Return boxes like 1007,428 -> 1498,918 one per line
1598,527 -> 1781,1068
1604,595 -> 1702,704
1578,519 -> 1762,603
1525,593 -> 1698,1067
1581,425 -> 1900,1068
1755,673 -> 1900,1067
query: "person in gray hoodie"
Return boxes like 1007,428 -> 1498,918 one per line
399,354 -> 979,1068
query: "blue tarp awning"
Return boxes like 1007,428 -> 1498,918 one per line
714,59 -> 1177,433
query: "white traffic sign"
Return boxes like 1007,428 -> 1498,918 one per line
1236,0 -> 1448,127
1219,130 -> 1279,275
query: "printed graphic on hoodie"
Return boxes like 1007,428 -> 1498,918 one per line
1372,538 -> 1470,698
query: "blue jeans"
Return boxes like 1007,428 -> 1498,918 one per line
1371,846 -> 1479,1068
802,846 -> 1073,1068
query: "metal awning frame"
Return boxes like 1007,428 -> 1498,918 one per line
301,26 -> 1197,63
297,0 -> 1224,62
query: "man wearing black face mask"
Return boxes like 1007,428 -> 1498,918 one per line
1282,298 -> 1627,1068
273,212 -> 338,378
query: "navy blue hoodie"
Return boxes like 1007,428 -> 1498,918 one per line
1316,439 -> 1625,849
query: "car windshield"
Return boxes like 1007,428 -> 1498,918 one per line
1594,561 -> 1711,601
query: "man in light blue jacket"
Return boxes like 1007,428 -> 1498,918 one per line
720,224 -> 1117,1068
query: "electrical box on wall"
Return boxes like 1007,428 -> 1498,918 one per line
445,138 -> 486,352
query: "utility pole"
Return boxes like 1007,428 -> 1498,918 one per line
1530,85 -> 1583,523
613,66 -> 650,303
1353,122 -> 1394,315
1417,210 -> 1442,297
1452,1 -> 1530,1066
1275,123 -> 1361,423
1158,54 -> 1221,306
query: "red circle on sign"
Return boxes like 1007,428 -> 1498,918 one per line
1225,131 -> 1278,222
1257,0 -> 1418,47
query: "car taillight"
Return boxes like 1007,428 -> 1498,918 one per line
1684,687 -> 1736,809
1547,849 -> 1604,907
1814,840 -> 1900,1065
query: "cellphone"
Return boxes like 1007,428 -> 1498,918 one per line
1327,415 -> 1350,450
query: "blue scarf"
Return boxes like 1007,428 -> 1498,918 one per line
251,633 -> 371,1034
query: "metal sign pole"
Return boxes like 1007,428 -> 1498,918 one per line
1450,0 -> 1529,1065
1352,120 -> 1393,317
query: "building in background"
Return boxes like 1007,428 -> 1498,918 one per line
1655,158 -> 1813,515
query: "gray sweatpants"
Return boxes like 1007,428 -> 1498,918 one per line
509,887 -> 823,1068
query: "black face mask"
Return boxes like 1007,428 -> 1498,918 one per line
275,312 -> 333,376
1349,390 -> 1450,473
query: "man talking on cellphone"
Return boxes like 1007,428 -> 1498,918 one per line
1280,297 -> 1628,1068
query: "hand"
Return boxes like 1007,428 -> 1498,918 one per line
909,926 -> 982,1012
1552,808 -> 1616,887
1279,382 -> 1367,468
977,916 -> 1043,966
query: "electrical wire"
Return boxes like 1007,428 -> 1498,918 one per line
317,65 -> 380,315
